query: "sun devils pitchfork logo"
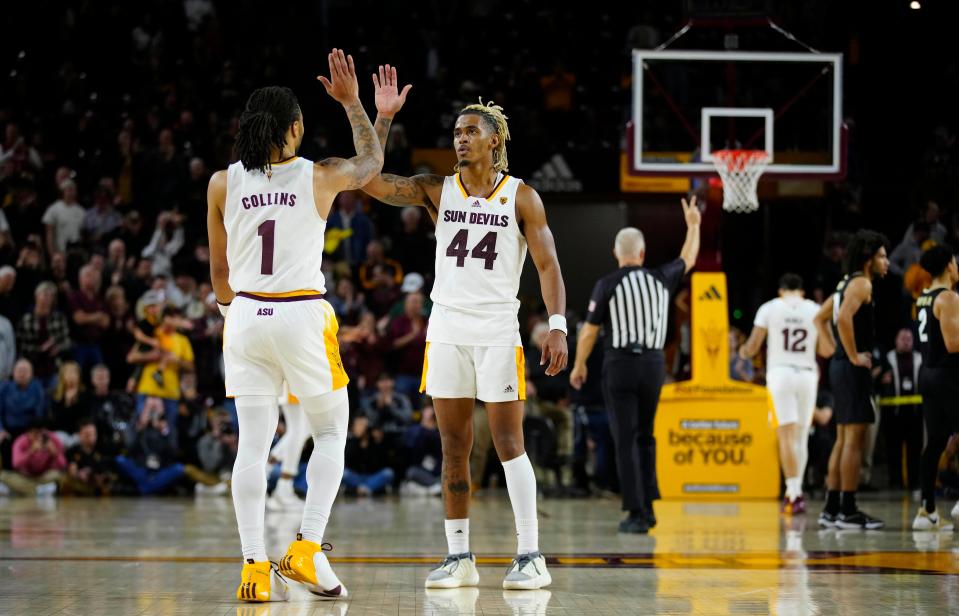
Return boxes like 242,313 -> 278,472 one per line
700,321 -> 725,369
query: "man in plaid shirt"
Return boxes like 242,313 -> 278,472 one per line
17,281 -> 72,386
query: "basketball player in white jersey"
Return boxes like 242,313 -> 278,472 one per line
207,49 -> 385,602
740,274 -> 821,514
360,67 -> 567,590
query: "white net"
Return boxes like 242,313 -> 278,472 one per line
711,150 -> 770,213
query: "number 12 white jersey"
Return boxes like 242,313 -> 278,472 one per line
224,157 -> 327,294
428,173 -> 527,347
754,296 -> 820,370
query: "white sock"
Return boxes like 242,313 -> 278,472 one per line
502,452 -> 539,554
280,402 -> 310,477
785,477 -> 802,501
232,395 -> 279,562
445,518 -> 469,554
298,388 -> 348,544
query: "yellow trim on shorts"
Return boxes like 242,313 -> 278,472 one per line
245,289 -> 322,299
321,301 -> 349,390
419,342 -> 430,393
288,393 -> 300,405
515,346 -> 526,401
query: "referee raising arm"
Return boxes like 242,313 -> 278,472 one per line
570,197 -> 701,533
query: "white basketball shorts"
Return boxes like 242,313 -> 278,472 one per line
224,292 -> 348,398
766,365 -> 818,427
419,342 -> 526,403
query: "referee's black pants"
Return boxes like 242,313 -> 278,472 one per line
602,352 -> 665,514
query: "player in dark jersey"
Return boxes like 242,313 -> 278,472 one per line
813,230 -> 889,530
913,245 -> 959,530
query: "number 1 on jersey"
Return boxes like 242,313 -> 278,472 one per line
258,220 -> 275,275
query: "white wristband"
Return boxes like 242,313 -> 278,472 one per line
217,302 -> 230,317
548,314 -> 567,335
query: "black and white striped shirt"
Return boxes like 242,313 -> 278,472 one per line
585,259 -> 686,353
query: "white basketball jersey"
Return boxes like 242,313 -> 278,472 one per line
428,173 -> 527,346
224,157 -> 327,294
754,296 -> 820,369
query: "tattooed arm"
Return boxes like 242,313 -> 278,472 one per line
312,49 -> 384,217
359,63 -> 443,222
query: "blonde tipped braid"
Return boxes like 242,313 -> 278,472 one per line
455,98 -> 510,173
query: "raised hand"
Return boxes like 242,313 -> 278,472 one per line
682,195 -> 701,227
372,64 -> 412,118
317,48 -> 359,106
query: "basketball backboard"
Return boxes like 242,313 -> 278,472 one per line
629,49 -> 846,179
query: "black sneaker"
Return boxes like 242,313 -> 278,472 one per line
647,510 -> 657,529
618,515 -> 650,534
836,510 -> 885,530
818,511 -> 838,528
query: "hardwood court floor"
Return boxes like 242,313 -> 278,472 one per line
1,492 -> 957,615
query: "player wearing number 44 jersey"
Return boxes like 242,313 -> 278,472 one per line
361,66 -> 568,590
740,274 -> 821,515
207,49 -> 388,602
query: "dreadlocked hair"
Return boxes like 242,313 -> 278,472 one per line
844,229 -> 889,275
456,98 -> 510,173
234,86 -> 301,173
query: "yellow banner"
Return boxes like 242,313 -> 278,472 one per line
655,273 -> 780,499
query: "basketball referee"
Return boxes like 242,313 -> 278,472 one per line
570,197 -> 701,533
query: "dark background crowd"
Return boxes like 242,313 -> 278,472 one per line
0,1 -> 958,502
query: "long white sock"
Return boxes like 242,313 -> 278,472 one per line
502,452 -> 539,554
280,402 -> 310,477
785,477 -> 802,501
445,518 -> 470,554
298,388 -> 348,544
232,395 -> 279,562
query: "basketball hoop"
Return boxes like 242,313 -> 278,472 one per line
710,149 -> 770,213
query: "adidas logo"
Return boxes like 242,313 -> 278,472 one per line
698,286 -> 722,301
471,199 -> 482,208
528,154 -> 583,193
504,384 -> 515,393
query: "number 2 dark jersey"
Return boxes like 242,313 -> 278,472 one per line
917,287 -> 959,371
224,157 -> 327,294
428,172 -> 527,346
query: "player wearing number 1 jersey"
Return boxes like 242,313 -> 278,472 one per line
360,67 -> 568,590
740,274 -> 821,514
207,49 -> 385,602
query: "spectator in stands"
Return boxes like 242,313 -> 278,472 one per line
69,264 -> 110,371
389,291 -> 428,400
327,277 -> 365,325
880,328 -> 923,491
540,62 -> 577,113
13,240 -> 47,313
0,358 -> 46,469
361,373 -> 413,435
113,211 -> 149,260
359,240 -> 403,291
342,414 -> 394,496
327,191 -> 373,266
367,264 -> 402,317
902,201 -> 947,246
42,179 -> 85,257
527,321 -> 574,489
391,207 -> 433,277
88,364 -> 132,455
114,396 -> 187,495
127,305 -> 195,445
401,405 -> 442,495
102,286 -> 135,384
142,128 -> 187,218
890,220 -> 931,277
83,178 -> 123,244
104,239 -> 131,288
728,328 -> 754,383
0,419 -> 65,496
61,420 -> 115,496
142,211 -> 185,277
389,273 -> 431,318
49,361 -> 88,447
17,281 -> 72,387
0,265 -> 19,322
196,410 -> 237,495
340,310 -> 390,391
0,311 -> 15,381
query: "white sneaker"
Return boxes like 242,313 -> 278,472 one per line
503,589 -> 552,615
503,552 -> 551,590
35,482 -> 57,497
425,552 -> 480,589
266,482 -> 303,511
424,588 -> 480,615
0,481 -> 10,497
195,482 -> 229,496
913,508 -> 955,531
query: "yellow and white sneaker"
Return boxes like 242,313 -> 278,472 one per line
278,534 -> 347,599
912,508 -> 955,531
425,552 -> 480,589
236,560 -> 289,602
503,552 -> 551,590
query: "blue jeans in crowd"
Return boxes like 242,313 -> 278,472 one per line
342,468 -> 394,493
74,344 -> 104,373
115,455 -> 185,495
267,462 -> 309,494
